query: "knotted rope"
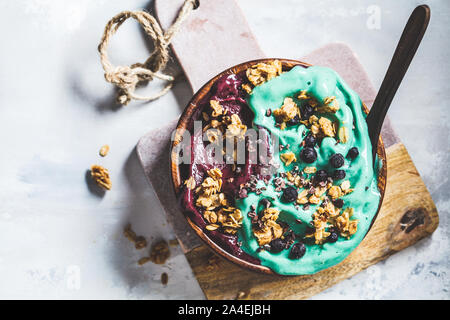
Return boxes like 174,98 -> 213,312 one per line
98,0 -> 199,105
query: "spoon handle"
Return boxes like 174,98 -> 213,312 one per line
367,5 -> 430,161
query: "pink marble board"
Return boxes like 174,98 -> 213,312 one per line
155,0 -> 266,93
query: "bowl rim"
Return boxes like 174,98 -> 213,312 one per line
169,58 -> 387,276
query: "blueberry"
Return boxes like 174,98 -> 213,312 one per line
289,242 -> 306,259
303,133 -> 316,147
269,238 -> 285,253
347,147 -> 359,160
329,153 -> 344,168
327,232 -> 339,243
300,147 -> 317,163
332,170 -> 346,180
316,170 -> 328,182
333,198 -> 344,208
287,115 -> 300,126
282,186 -> 298,203
301,104 -> 314,120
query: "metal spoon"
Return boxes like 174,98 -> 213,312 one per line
367,5 -> 430,161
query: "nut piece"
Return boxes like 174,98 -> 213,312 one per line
150,240 -> 170,265
99,145 -> 110,157
90,165 -> 112,190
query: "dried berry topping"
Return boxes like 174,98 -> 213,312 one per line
327,231 -> 339,243
303,133 -> 316,147
289,242 -> 306,259
269,238 -> 285,253
347,147 -> 359,160
281,186 -> 298,203
329,153 -> 344,168
316,169 -> 328,182
333,198 -> 344,209
300,147 -> 317,163
332,170 -> 346,180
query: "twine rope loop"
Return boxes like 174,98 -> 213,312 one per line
98,0 -> 198,105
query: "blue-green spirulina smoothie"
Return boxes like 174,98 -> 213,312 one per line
235,65 -> 381,275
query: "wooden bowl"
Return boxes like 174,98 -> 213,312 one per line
170,58 -> 387,275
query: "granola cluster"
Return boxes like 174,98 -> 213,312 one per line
189,168 -> 243,234
252,207 -> 284,246
139,239 -> 171,266
272,98 -> 299,130
268,89 -> 344,141
149,240 -> 171,265
90,164 -> 112,190
123,223 -> 147,250
308,115 -> 336,138
316,96 -> 340,113
247,200 -> 298,251
202,100 -> 248,163
246,60 -> 282,87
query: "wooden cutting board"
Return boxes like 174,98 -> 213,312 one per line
136,0 -> 439,299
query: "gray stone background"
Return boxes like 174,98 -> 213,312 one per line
0,0 -> 448,299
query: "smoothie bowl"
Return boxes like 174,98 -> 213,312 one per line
170,59 -> 386,275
